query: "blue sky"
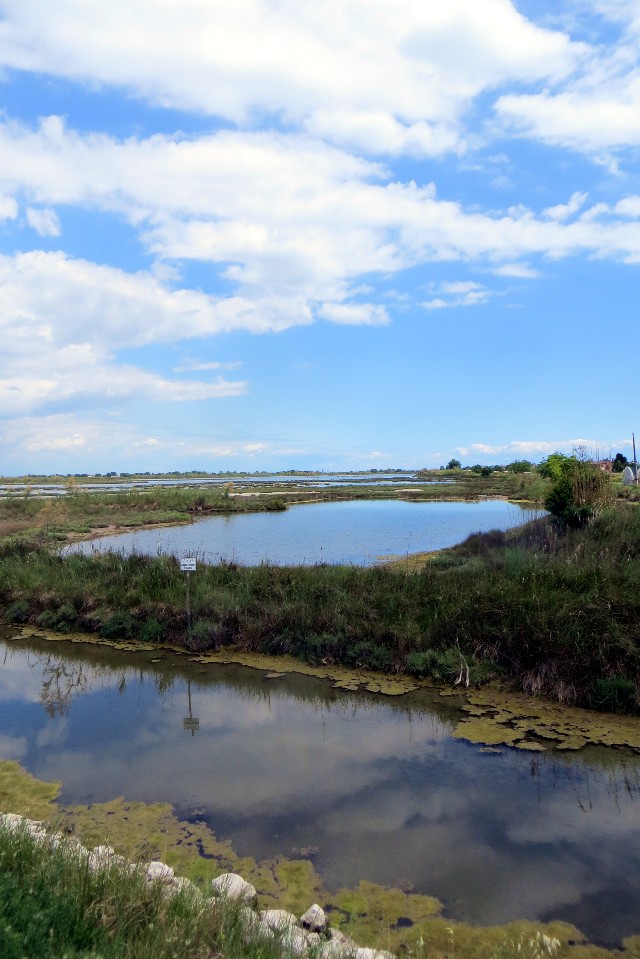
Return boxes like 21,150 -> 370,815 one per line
0,0 -> 639,475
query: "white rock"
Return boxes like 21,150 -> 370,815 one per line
0,813 -> 24,831
211,872 -> 257,901
146,860 -> 175,883
354,949 -> 394,959
300,903 -> 328,933
92,844 -> 116,860
239,906 -> 262,934
280,926 -> 321,957
319,942 -> 355,959
260,909 -> 298,932
174,875 -> 199,895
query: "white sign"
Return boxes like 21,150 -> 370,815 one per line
180,557 -> 197,572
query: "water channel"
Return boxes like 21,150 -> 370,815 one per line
1,632 -> 639,947
63,499 -> 541,566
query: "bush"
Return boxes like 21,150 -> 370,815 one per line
99,612 -> 135,640
138,618 -> 165,643
35,605 -> 78,632
591,676 -> 638,713
545,456 -> 611,528
5,600 -> 30,624
405,647 -> 462,682
184,619 -> 233,651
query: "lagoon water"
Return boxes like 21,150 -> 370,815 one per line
1,632 -> 639,947
64,499 -> 541,566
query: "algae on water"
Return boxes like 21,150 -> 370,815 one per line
452,689 -> 640,753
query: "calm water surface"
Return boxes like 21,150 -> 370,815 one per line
1,632 -> 639,946
64,499 -> 541,566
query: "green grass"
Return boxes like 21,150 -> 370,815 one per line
1,504 -> 639,712
0,821 -> 287,959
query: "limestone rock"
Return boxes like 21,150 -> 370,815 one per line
300,903 -> 328,933
280,926 -> 321,957
354,949 -> 394,959
260,909 -> 298,932
146,860 -> 175,883
87,844 -> 122,872
211,871 -> 257,902
0,813 -> 24,831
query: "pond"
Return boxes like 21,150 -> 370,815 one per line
1,631 -> 639,948
63,499 -> 542,566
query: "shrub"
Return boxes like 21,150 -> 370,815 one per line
138,618 -> 165,643
405,647 -> 461,682
99,612 -> 134,640
545,456 -> 612,528
5,600 -> 30,624
591,676 -> 638,713
184,619 -> 230,651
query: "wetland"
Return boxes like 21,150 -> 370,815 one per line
2,628 -> 640,954
1,471 -> 640,955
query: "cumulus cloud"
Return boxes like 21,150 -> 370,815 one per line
422,280 -> 492,309
544,191 -> 589,221
2,120 -> 640,295
494,4 -> 640,156
317,302 -> 390,325
455,438 -> 632,459
0,251 -> 254,414
0,193 -> 17,219
492,263 -> 540,278
26,206 -> 61,236
0,1 -> 581,156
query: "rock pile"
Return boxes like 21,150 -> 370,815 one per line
0,812 -> 394,959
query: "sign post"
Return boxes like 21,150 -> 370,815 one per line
180,557 -> 197,635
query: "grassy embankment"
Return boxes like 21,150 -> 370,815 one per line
0,496 -> 639,713
0,819 -> 288,959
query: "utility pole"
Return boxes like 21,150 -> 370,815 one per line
634,432 -> 638,487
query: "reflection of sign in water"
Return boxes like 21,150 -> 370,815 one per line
183,678 -> 199,735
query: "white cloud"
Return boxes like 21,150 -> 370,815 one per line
422,280 -> 491,309
544,191 -> 589,221
455,438 -> 632,459
173,360 -> 243,372
492,263 -> 540,278
0,251 -> 253,413
614,195 -> 640,217
0,1 -> 581,157
0,415 -> 275,461
494,5 -> 640,157
318,302 -> 390,326
26,206 -> 61,236
304,110 -> 461,158
0,194 -> 17,220
2,119 -> 640,298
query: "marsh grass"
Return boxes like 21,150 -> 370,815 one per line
0,821 -> 286,959
1,505 -> 639,712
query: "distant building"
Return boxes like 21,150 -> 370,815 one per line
593,459 -> 613,473
622,465 -> 639,485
